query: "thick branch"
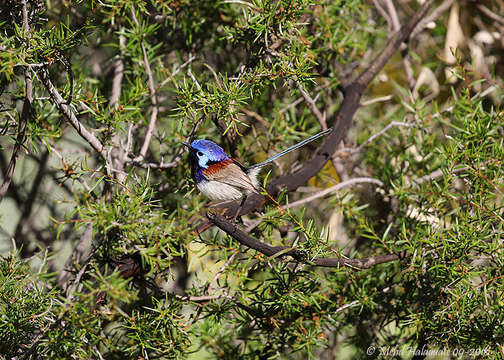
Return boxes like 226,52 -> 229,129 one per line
207,212 -> 409,270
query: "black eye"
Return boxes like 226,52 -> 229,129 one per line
197,151 -> 203,157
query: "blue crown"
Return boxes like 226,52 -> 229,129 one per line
190,140 -> 228,162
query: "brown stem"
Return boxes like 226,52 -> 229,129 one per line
207,212 -> 409,270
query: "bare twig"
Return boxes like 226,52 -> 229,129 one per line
175,294 -> 232,302
411,0 -> 455,39
335,300 -> 360,314
297,82 -> 327,130
207,211 -> 410,269
108,40 -> 130,184
207,252 -> 237,294
356,0 -> 435,88
67,239 -> 101,302
57,224 -> 94,291
284,177 -> 383,209
130,6 -> 160,160
412,165 -> 468,186
476,4 -> 504,25
384,0 -> 415,89
39,69 -> 108,159
187,67 -> 202,91
110,57 -> 124,111
361,95 -> 393,106
279,83 -> 330,114
125,113 -> 205,169
373,0 -> 393,32
240,108 -> 270,128
339,121 -> 415,154
158,55 -> 197,90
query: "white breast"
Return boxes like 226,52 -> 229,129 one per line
197,180 -> 244,201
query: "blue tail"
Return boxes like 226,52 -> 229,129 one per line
248,127 -> 332,170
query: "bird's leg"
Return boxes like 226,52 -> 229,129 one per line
233,195 -> 247,220
206,201 -> 232,218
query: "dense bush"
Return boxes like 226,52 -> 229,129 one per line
0,0 -> 503,358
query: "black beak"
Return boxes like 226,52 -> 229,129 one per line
182,142 -> 191,149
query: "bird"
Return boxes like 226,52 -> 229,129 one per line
185,128 -> 332,202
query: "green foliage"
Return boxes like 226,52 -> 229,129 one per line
1,0 -> 504,359
0,254 -> 55,357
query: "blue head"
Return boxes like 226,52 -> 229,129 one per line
190,140 -> 228,168
188,140 -> 229,183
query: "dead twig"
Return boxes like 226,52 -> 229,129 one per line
383,0 -> 415,89
337,121 -> 415,155
297,82 -> 327,130
476,4 -> 504,25
39,68 -> 108,159
411,0 -> 455,39
57,224 -> 94,291
130,6 -> 160,160
284,177 -> 383,209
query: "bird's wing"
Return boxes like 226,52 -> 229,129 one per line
203,159 -> 258,193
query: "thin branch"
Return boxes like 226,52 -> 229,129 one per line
110,57 -> 124,111
411,0 -> 455,39
39,69 -> 108,159
383,0 -> 415,89
240,108 -> 270,128
355,0 -> 435,89
0,152 -> 23,205
279,83 -> 330,114
412,165 -> 468,186
67,238 -> 101,302
0,0 -> 33,205
341,121 -> 415,154
158,55 -> 196,90
284,177 -> 383,209
361,95 -> 393,106
57,224 -> 93,291
130,6 -> 160,160
297,82 -> 327,130
125,113 -> 205,169
207,252 -> 237,294
477,4 -> 504,25
373,0 -> 393,32
187,67 -> 202,91
175,294 -> 231,302
207,211 -> 409,269
335,300 -> 360,314
108,41 -> 129,184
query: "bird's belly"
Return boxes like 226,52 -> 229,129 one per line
197,180 -> 243,201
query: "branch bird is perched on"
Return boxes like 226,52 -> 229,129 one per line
185,128 -> 332,202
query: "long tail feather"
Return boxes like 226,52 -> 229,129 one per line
248,127 -> 332,170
